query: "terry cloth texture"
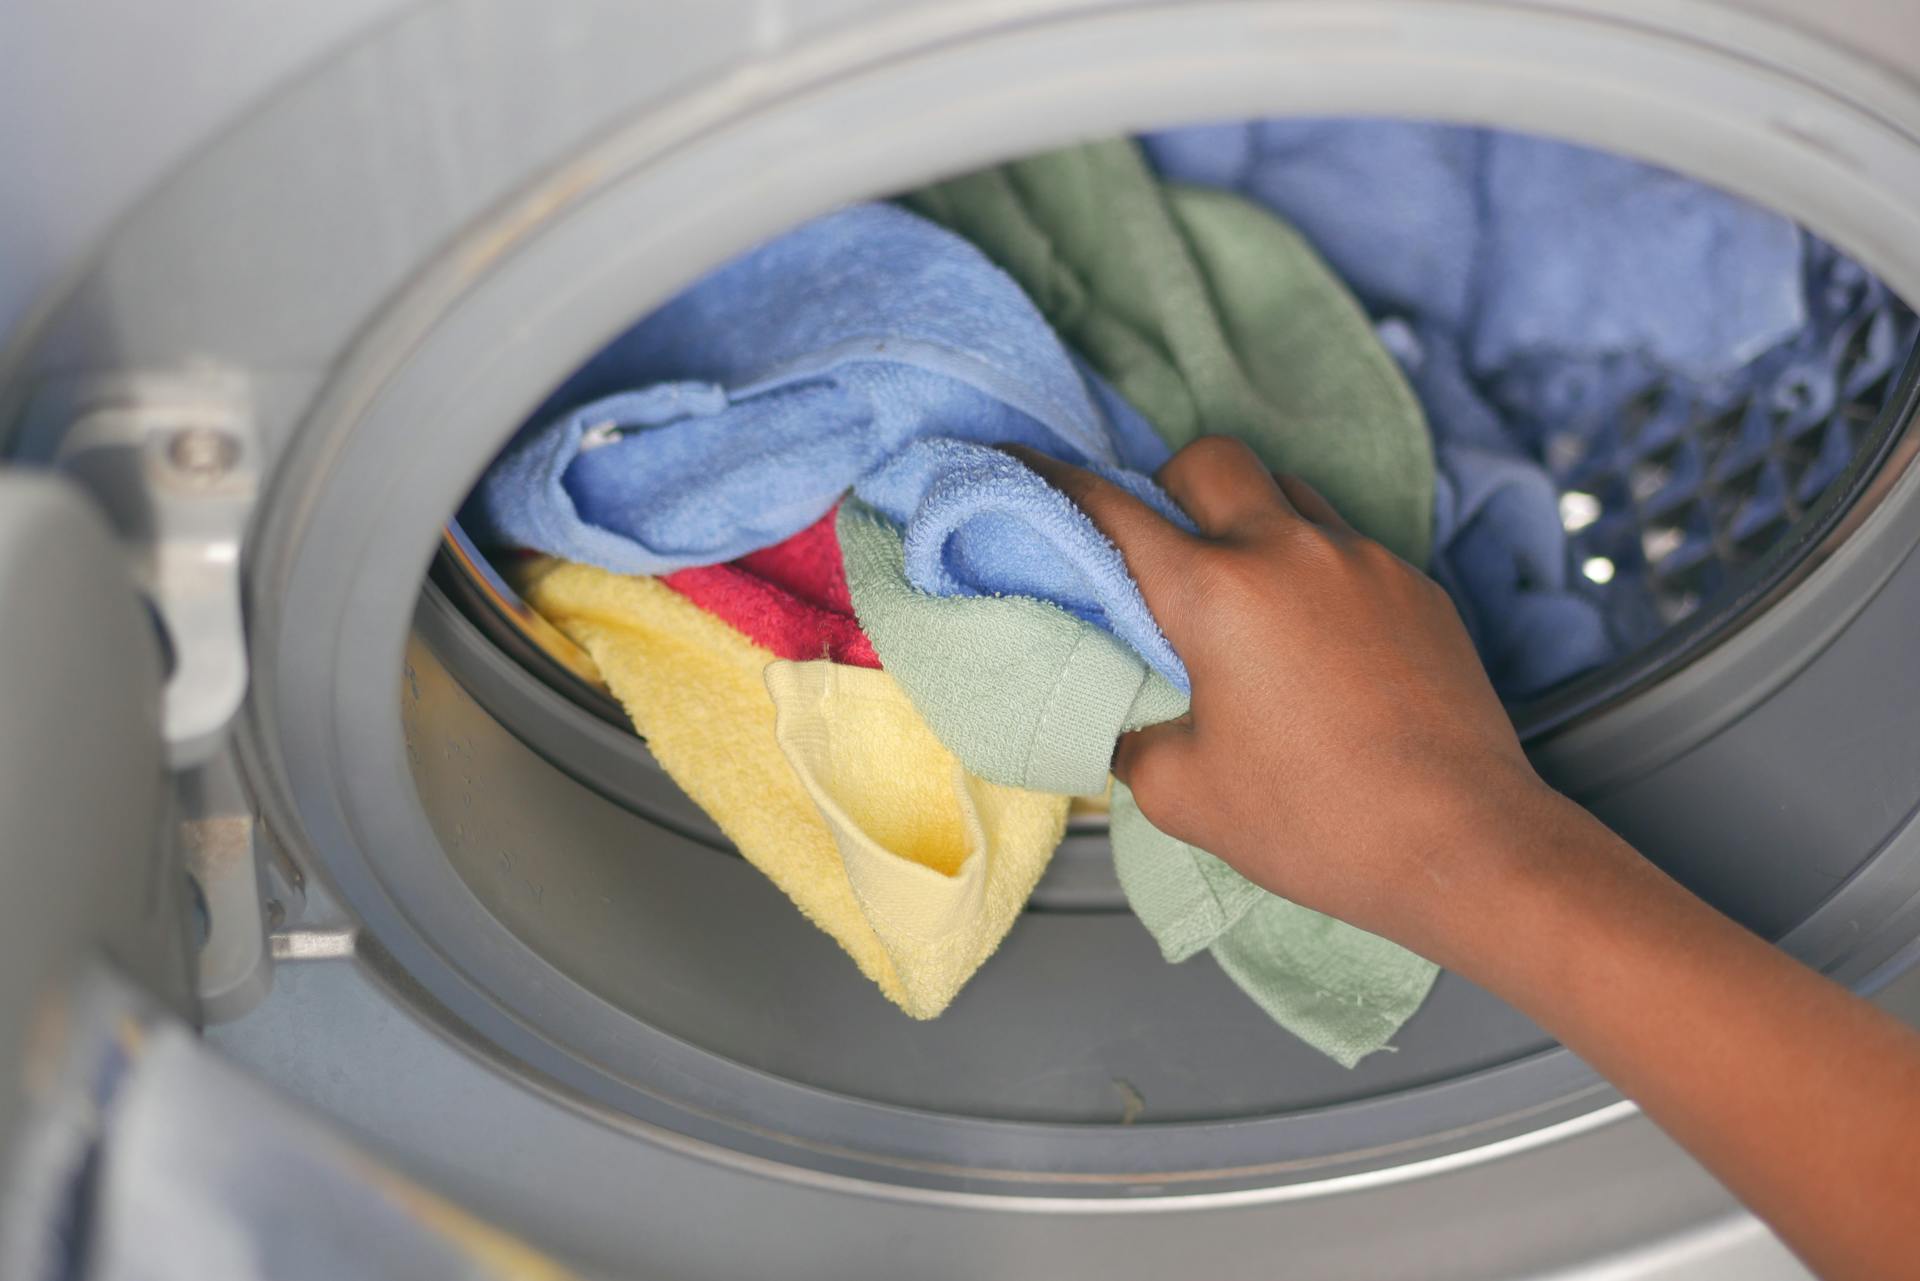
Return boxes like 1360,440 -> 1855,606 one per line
660,503 -> 879,668
517,557 -> 1070,1019
463,201 -> 1197,687
839,501 -> 1438,1065
904,137 -> 1433,567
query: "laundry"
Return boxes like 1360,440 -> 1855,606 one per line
1139,119 -> 1806,380
516,556 -> 1070,1019
765,660 -> 1068,985
1375,315 -> 1613,693
1139,120 -> 1815,694
1430,444 -> 1616,695
1111,782 -> 1439,1068
1482,240 -> 1920,653
905,138 -> 1434,565
837,500 -> 1185,797
659,503 -> 879,668
860,436 -> 1193,687
839,501 -> 1439,1065
463,200 -> 1195,687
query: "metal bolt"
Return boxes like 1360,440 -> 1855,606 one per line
165,426 -> 240,481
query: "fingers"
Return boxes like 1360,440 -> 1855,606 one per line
1003,445 -> 1201,620
1112,716 -> 1199,801
1275,473 -> 1354,535
1154,436 -> 1293,537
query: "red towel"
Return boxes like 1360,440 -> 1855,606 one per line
661,503 -> 880,668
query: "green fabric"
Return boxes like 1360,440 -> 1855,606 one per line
842,501 -> 1438,1066
837,501 -> 1185,798
903,138 -> 1435,566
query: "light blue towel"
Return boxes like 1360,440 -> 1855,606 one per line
862,438 -> 1193,684
1141,120 -> 1805,379
464,202 -> 1195,688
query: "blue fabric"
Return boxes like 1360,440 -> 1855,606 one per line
1376,319 -> 1613,694
464,201 -> 1194,690
1143,119 -> 1821,697
1489,237 -> 1917,654
1431,444 -> 1614,694
1141,120 -> 1804,379
862,438 -> 1193,682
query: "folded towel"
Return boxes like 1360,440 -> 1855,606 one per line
517,557 -> 1070,1018
765,660 -> 1067,993
905,138 -> 1433,566
659,503 -> 879,668
465,201 -> 1193,686
840,502 -> 1437,1064
1140,120 -> 1805,380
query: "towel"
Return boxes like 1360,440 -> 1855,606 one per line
1140,120 -> 1805,379
765,660 -> 1067,984
517,556 -> 1070,1018
837,500 -> 1186,796
659,503 -> 879,668
904,138 -> 1434,565
839,501 -> 1438,1065
860,436 -> 1193,687
464,200 -> 1198,687
1111,781 -> 1439,1068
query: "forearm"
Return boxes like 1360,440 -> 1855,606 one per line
1451,789 -> 1920,1281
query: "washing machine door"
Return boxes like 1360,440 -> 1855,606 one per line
0,471 -> 197,1269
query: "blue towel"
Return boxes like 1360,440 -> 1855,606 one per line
464,201 -> 1194,689
1431,443 -> 1614,695
862,438 -> 1193,684
1141,120 -> 1805,379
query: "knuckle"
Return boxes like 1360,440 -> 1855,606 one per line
1165,434 -> 1263,484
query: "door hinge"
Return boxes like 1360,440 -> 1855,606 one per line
56,368 -> 257,768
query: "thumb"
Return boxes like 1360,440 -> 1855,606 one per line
1112,716 -> 1199,817
1002,444 -> 1204,649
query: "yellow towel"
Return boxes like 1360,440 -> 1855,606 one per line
517,558 -> 1070,1018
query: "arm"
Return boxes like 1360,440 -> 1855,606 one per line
1012,437 -> 1920,1281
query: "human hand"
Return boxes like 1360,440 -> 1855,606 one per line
1011,436 -> 1585,965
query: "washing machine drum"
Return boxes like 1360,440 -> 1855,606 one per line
6,3 -> 1920,1278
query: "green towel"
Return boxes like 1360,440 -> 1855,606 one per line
840,502 -> 1438,1067
903,138 -> 1435,567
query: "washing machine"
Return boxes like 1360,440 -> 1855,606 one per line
5,1 -> 1920,1276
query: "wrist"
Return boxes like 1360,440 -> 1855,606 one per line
1411,775 -> 1627,992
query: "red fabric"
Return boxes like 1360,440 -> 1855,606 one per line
661,503 -> 881,668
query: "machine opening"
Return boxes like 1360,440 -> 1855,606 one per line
402,116 -> 1917,1122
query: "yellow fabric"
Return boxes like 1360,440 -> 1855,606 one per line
517,558 -> 1070,1018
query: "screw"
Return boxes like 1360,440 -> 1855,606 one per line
165,426 -> 240,481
